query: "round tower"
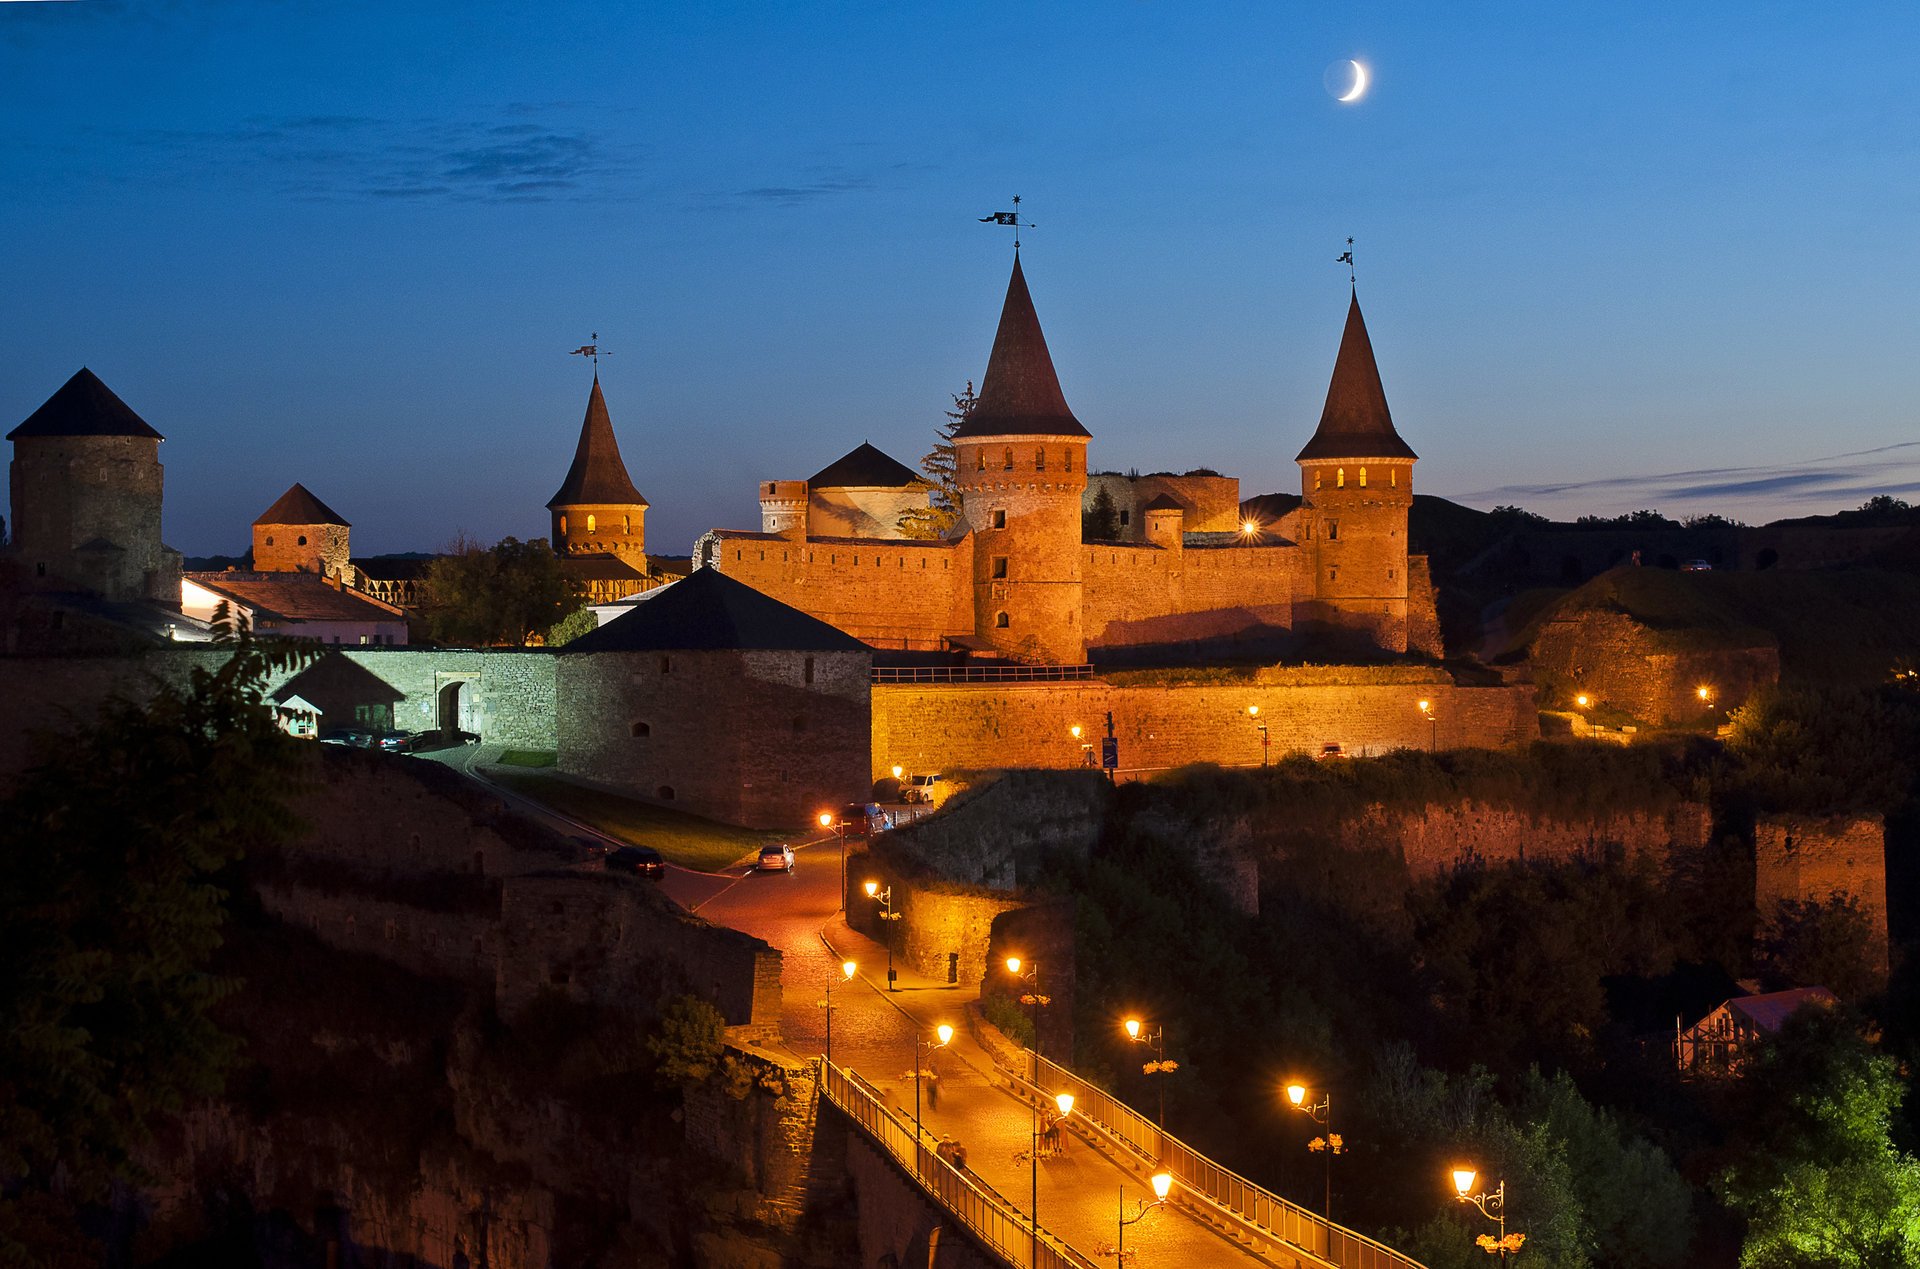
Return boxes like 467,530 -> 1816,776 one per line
1294,290 -> 1417,652
759,480 -> 809,537
547,376 -> 650,573
952,256 -> 1090,664
252,483 -> 352,579
7,367 -> 178,602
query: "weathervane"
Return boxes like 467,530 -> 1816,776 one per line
570,332 -> 608,372
979,195 -> 1036,253
1337,238 -> 1355,284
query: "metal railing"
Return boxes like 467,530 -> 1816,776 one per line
820,1061 -> 1098,1269
1029,1052 -> 1429,1269
872,664 -> 1097,684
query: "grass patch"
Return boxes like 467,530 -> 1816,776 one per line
496,749 -> 556,768
488,770 -> 789,871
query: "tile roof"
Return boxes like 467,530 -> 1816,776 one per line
8,367 -> 164,441
184,572 -> 407,624
1142,494 -> 1186,513
952,256 -> 1090,440
271,652 -> 405,709
809,441 -> 926,489
1295,290 -> 1418,463
255,482 -> 351,527
564,565 -> 870,654
547,377 -> 649,509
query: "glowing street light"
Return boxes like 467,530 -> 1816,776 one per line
1575,693 -> 1591,709
891,764 -> 904,780
1451,1167 -> 1522,1259
1116,1172 -> 1177,1259
865,881 -> 901,990
1122,1017 -> 1176,1150
1696,683 -> 1715,703
912,1022 -> 954,1139
822,958 -> 857,1063
1418,698 -> 1437,751
1285,1082 -> 1341,1219
1248,704 -> 1269,767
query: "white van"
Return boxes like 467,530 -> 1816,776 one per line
903,773 -> 947,805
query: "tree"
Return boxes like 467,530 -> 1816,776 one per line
1756,896 -> 1881,1001
424,535 -> 574,646
0,622 -> 311,1263
1718,1007 -> 1920,1268
544,603 -> 597,647
897,383 -> 972,539
1083,484 -> 1120,541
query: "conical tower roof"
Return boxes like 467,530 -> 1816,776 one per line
8,367 -> 163,441
952,256 -> 1089,440
547,377 -> 649,508
254,482 -> 350,527
1295,290 -> 1417,463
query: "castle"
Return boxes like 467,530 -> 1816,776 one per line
696,256 -> 1441,664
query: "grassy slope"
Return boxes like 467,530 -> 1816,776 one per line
487,770 -> 789,871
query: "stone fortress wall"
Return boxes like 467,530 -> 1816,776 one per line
1082,538 -> 1301,650
1529,608 -> 1782,724
712,533 -> 973,651
9,431 -> 179,603
1756,812 -> 1890,984
1084,470 -> 1243,539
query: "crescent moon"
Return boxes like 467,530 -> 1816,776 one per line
1339,60 -> 1369,102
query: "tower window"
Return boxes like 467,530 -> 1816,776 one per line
1329,566 -> 1339,582
587,514 -> 597,533
1336,468 -> 1345,489
1064,450 -> 1073,473
976,450 -> 986,471
804,656 -> 815,684
1315,471 -> 1323,490
297,535 -> 308,546
657,786 -> 675,801
559,515 -> 567,534
1358,466 -> 1367,488
1003,447 -> 1014,471
1390,468 -> 1398,488
1035,448 -> 1046,471
659,655 -> 671,673
766,482 -> 776,495
992,556 -> 1009,579
994,611 -> 1010,629
1329,521 -> 1339,540
992,509 -> 1006,529
624,515 -> 631,533
265,536 -> 274,546
1119,510 -> 1130,526
631,721 -> 650,738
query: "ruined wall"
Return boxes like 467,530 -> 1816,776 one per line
556,646 -> 871,829
1081,541 -> 1298,650
712,534 -> 972,651
1755,813 -> 1890,985
847,858 -> 1027,986
871,671 -> 1538,779
1528,609 -> 1780,724
1338,799 -> 1715,877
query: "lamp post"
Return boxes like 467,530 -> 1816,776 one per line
1004,956 -> 1049,1059
1247,705 -> 1269,767
1451,1167 -> 1522,1260
1122,1017 -> 1176,1151
913,1022 -> 954,1140
823,959 -> 855,1063
1285,1082 -> 1341,1220
819,810 -> 845,911
1116,1172 -> 1175,1263
1418,698 -> 1437,752
1027,1090 -> 1074,1265
1071,723 -> 1094,767
864,880 -> 900,990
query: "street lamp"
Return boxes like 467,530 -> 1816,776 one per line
1285,1082 -> 1341,1220
1696,683 -> 1715,705
1122,1017 -> 1176,1148
891,764 -> 904,780
1418,698 -> 1437,752
1574,692 -> 1590,709
1451,1167 -> 1523,1260
822,959 -> 856,1063
1070,723 -> 1094,767
1247,705 -> 1268,767
912,1022 -> 954,1140
1116,1172 -> 1175,1262
1004,956 -> 1051,1059
865,880 -> 901,990
1026,1089 -> 1077,1265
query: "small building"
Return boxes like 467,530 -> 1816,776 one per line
181,571 -> 410,645
271,651 -> 408,735
1674,985 -> 1837,1077
556,566 -> 872,829
253,483 -> 353,581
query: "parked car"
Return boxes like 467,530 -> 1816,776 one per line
1681,559 -> 1713,572
838,802 -> 893,836
569,835 -> 614,861
902,773 -> 947,805
372,729 -> 420,752
605,845 -> 665,878
317,727 -> 377,748
1319,742 -> 1348,759
757,843 -> 796,873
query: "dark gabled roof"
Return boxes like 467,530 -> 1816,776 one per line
255,482 -> 350,527
1295,290 -> 1418,463
547,377 -> 649,509
952,256 -> 1090,440
1141,494 -> 1185,513
564,565 -> 869,655
809,442 -> 925,489
8,367 -> 164,441
272,652 -> 405,710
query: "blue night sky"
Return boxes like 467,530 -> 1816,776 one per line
4,1 -> 1918,557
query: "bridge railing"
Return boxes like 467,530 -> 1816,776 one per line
820,1061 -> 1098,1269
1028,1052 -> 1428,1269
872,664 -> 1096,684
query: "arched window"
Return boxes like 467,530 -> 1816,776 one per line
265,536 -> 275,546
1003,447 -> 1015,471
1329,520 -> 1340,540
1390,467 -> 1397,488
1358,466 -> 1367,488
630,721 -> 650,737
1336,468 -> 1345,488
657,786 -> 675,801
297,535 -> 308,546
559,515 -> 567,534
1314,471 -> 1323,491
976,450 -> 986,471
1035,448 -> 1047,471
586,514 -> 597,533
994,611 -> 1010,629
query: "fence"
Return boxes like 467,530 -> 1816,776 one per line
820,1061 -> 1098,1269
1027,1052 -> 1428,1269
872,664 -> 1097,684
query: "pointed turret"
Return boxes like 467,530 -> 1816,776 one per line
547,377 -> 649,508
953,256 -> 1089,439
1295,290 -> 1417,462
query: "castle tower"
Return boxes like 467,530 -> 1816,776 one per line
7,367 -> 180,602
547,376 -> 650,573
1294,289 -> 1417,652
953,257 -> 1090,663
253,483 -> 352,580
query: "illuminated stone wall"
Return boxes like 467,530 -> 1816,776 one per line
9,433 -> 177,602
253,518 -> 351,580
1084,471 -> 1244,538
711,534 -> 973,651
1528,609 -> 1780,724
1081,540 -> 1299,650
1755,812 -> 1889,987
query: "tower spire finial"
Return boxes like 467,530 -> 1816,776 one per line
979,195 -> 1036,255
570,332 -> 608,375
1337,238 -> 1355,285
